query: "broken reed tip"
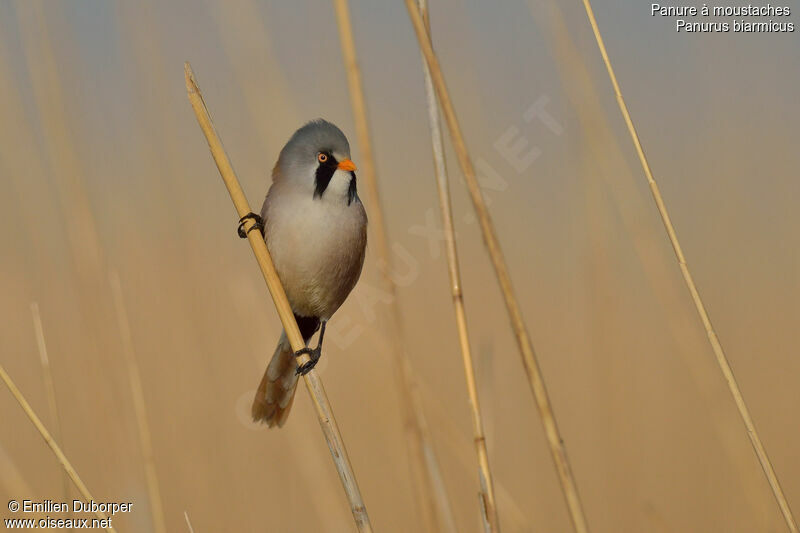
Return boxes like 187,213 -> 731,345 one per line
184,61 -> 198,94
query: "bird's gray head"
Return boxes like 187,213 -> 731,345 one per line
273,119 -> 359,205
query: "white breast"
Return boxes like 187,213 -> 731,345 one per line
261,182 -> 367,320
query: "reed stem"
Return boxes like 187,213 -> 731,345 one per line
0,443 -> 34,497
416,0 -> 500,531
29,302 -> 71,510
0,363 -> 115,531
403,2 -> 590,531
579,2 -> 797,531
332,1 -> 455,531
109,271 -> 168,533
184,62 -> 372,533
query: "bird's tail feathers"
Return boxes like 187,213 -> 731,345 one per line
252,332 -> 299,427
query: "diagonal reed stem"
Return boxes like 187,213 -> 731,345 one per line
416,0 -> 500,531
332,1 -> 456,532
109,271 -> 168,533
0,363 -> 115,531
184,62 -> 373,533
29,302 -> 71,510
578,2 -> 797,531
403,2 -> 590,532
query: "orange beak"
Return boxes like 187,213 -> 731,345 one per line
337,159 -> 357,172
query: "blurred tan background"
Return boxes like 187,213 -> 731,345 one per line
1,0 -> 798,531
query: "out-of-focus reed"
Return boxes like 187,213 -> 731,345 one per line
579,2 -> 797,531
403,1 -> 590,531
0,364 -> 115,531
109,271 -> 167,533
30,302 -> 70,509
332,0 -> 456,531
414,0 -> 500,531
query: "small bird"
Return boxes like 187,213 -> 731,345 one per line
250,119 -> 367,427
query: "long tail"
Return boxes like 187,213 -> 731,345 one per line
252,332 -> 299,427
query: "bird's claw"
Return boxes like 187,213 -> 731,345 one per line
294,346 -> 321,376
237,212 -> 265,238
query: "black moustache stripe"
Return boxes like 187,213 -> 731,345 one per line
314,157 -> 358,205
347,171 -> 357,205
314,161 -> 337,198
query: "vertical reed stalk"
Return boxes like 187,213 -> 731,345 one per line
16,0 -> 105,282
205,0 -> 301,151
403,2 -> 590,531
0,443 -> 34,498
109,271 -> 168,533
579,2 -> 797,531
185,63 -> 372,533
424,382 -> 534,532
29,302 -> 71,508
527,0 -> 763,519
332,1 -> 455,531
416,0 -> 500,531
0,363 -> 115,532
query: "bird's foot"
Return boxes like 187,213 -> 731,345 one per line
294,346 -> 322,376
237,212 -> 265,238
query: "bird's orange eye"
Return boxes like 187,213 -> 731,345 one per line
317,153 -> 328,163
